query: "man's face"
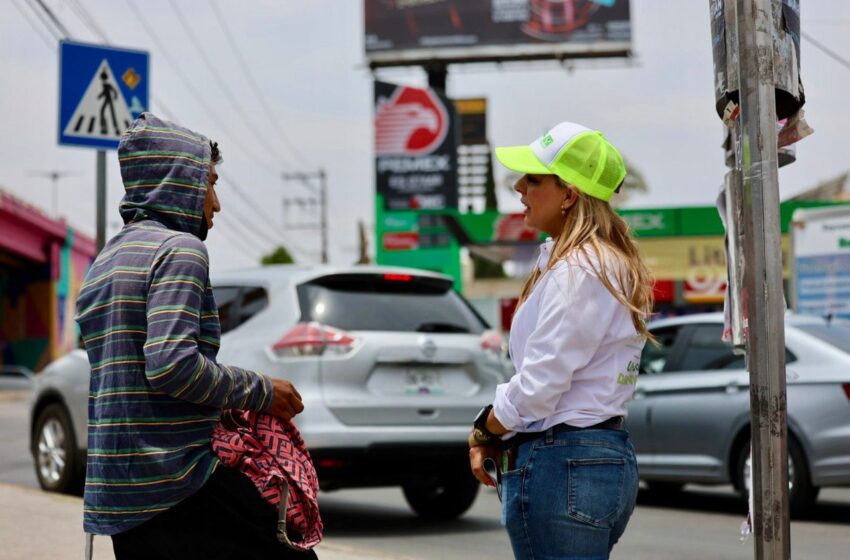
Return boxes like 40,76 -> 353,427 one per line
204,164 -> 221,230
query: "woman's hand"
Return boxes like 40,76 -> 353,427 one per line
468,433 -> 500,488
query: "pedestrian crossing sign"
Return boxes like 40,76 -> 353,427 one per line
58,41 -> 149,150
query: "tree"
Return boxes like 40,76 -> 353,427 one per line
472,253 -> 507,279
261,246 -> 294,265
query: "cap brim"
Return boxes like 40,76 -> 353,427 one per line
494,146 -> 551,175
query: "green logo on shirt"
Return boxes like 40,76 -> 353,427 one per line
617,373 -> 638,385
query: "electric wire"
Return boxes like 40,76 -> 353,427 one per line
23,0 -> 63,41
66,0 -> 109,42
209,0 -> 307,165
20,0 -> 289,261
122,0 -> 282,179
10,0 -> 56,50
801,31 -> 850,72
167,0 -> 298,170
78,4 -> 303,260
32,0 -> 70,37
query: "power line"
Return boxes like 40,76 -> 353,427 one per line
23,0 -> 63,41
11,0 -> 56,50
216,169 -> 287,240
801,31 -> 850,72
209,0 -> 307,165
166,0 -> 299,170
217,169 -> 316,256
66,0 -> 109,42
79,4 -> 311,260
212,212 -> 272,256
121,0 -> 281,178
32,0 -> 71,38
21,0 -> 302,261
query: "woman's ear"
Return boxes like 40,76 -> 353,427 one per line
562,186 -> 579,211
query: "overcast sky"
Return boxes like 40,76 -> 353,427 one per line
2,1 -> 849,274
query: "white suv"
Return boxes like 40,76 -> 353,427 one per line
30,265 -> 512,519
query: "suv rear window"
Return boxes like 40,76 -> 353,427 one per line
297,273 -> 487,334
797,324 -> 850,354
213,286 -> 269,334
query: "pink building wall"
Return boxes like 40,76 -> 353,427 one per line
0,189 -> 96,370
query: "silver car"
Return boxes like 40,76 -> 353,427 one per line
630,312 -> 850,514
30,265 -> 511,519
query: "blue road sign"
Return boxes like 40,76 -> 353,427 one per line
58,41 -> 149,150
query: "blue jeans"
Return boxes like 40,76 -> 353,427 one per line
501,428 -> 639,560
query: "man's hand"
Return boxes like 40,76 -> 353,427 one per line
267,378 -> 304,420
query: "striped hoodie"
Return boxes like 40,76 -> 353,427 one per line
75,113 -> 274,535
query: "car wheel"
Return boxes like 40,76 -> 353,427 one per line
735,436 -> 819,516
402,470 -> 480,520
33,403 -> 83,494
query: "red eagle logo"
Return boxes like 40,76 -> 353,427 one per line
375,86 -> 449,156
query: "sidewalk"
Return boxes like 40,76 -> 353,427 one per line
0,483 -> 396,560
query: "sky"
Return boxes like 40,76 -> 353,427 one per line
1,1 -> 849,275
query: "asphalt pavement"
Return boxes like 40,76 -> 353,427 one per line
0,481 -> 408,560
3,390 -> 850,559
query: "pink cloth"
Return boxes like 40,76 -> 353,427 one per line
211,411 -> 323,551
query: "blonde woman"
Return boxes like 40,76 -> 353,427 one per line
468,122 -> 654,559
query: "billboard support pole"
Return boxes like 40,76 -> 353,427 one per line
425,62 -> 448,93
733,0 -> 791,558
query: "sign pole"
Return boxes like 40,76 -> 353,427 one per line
733,0 -> 791,557
96,150 -> 107,252
319,168 -> 328,264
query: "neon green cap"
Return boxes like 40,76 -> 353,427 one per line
495,122 -> 627,202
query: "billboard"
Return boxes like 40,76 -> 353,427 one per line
792,206 -> 850,320
374,80 -> 459,210
364,0 -> 631,66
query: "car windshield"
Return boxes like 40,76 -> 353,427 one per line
297,273 -> 488,334
796,324 -> 850,354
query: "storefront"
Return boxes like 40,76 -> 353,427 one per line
422,201 -> 850,331
0,190 -> 96,371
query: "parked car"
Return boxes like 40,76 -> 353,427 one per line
628,312 -> 850,514
30,265 -> 511,519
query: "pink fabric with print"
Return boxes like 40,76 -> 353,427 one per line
211,410 -> 323,551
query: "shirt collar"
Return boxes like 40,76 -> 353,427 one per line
537,238 -> 555,272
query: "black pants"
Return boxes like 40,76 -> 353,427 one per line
112,465 -> 318,559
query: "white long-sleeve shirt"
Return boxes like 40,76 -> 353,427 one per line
493,239 -> 646,433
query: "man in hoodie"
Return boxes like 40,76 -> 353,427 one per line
75,113 -> 314,558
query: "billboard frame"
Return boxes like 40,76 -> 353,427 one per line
366,41 -> 632,68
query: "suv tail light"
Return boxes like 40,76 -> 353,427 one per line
480,330 -> 506,358
843,384 -> 850,402
271,322 -> 358,358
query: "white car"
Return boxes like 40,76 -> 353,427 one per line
30,265 -> 512,519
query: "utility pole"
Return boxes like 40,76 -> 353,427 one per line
281,169 -> 328,264
732,1 -> 790,557
357,220 -> 370,264
28,169 -> 79,217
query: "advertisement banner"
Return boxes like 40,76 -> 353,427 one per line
365,0 -> 631,66
792,206 -> 850,320
374,80 -> 459,210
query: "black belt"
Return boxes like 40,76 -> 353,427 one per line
505,416 -> 624,449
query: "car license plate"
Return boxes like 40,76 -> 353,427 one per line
405,369 -> 443,395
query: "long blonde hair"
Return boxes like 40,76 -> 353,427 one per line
517,179 -> 655,341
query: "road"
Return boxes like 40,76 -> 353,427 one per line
3,392 -> 849,559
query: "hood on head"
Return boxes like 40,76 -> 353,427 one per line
118,112 -> 211,238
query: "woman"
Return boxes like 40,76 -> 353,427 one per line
468,122 -> 654,559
